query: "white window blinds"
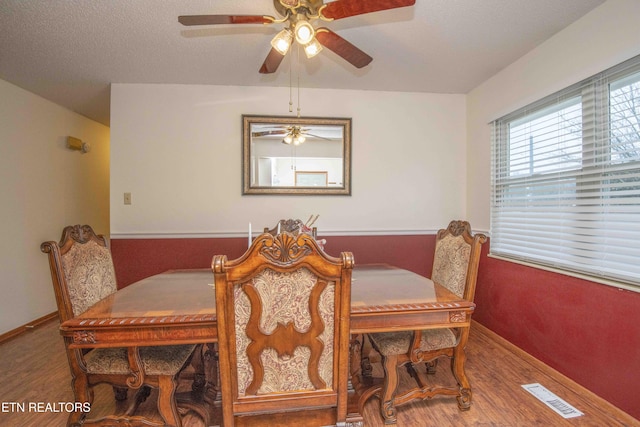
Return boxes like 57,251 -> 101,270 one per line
491,55 -> 640,288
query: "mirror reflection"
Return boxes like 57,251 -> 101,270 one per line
242,115 -> 351,195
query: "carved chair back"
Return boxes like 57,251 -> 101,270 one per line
41,224 -> 117,322
431,220 -> 485,301
213,232 -> 353,426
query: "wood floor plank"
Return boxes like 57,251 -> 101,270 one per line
0,319 -> 636,426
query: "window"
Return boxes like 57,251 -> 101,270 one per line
491,55 -> 640,289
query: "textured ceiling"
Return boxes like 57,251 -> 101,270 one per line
0,0 -> 604,126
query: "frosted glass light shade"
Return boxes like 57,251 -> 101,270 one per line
303,38 -> 323,58
294,21 -> 314,45
271,29 -> 293,55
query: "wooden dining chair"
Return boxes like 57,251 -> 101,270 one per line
213,232 -> 354,426
41,224 -> 198,427
367,220 -> 487,424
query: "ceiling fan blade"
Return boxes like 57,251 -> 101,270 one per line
321,0 -> 415,20
306,133 -> 333,141
315,28 -> 372,69
252,130 -> 287,137
178,15 -> 274,26
259,48 -> 285,74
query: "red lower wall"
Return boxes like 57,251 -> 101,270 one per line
473,242 -> 640,420
110,234 -> 436,288
110,234 -> 639,420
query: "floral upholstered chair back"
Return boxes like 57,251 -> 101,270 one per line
431,220 -> 486,300
41,224 -> 117,321
233,267 -> 334,395
213,232 -> 354,425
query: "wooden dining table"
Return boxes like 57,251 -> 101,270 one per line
59,263 -> 475,425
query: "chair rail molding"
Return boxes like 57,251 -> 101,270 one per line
109,229 -> 447,239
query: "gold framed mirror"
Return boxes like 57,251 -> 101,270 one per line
242,115 -> 351,195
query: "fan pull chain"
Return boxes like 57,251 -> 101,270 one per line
287,44 -> 302,117
296,43 -> 301,117
289,48 -> 293,113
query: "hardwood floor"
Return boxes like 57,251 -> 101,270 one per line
0,319 -> 636,426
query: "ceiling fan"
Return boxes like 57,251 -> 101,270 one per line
252,125 -> 332,145
178,0 -> 416,74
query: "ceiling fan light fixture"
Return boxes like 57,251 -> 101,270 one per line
294,134 -> 306,145
294,20 -> 314,45
283,134 -> 293,144
271,28 -> 293,55
303,38 -> 323,58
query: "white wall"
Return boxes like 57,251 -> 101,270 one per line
0,79 -> 110,334
110,85 -> 466,237
466,0 -> 640,231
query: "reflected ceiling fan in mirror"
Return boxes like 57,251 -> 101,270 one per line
178,0 -> 416,74
252,124 -> 331,145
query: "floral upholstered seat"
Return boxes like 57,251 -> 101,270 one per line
369,328 -> 458,357
84,345 -> 195,376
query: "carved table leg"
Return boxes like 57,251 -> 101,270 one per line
203,342 -> 219,404
125,386 -> 151,416
355,334 -> 375,379
191,344 -> 206,393
113,386 -> 128,401
425,359 -> 438,375
350,334 -> 364,379
176,342 -> 219,426
347,334 -> 384,424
